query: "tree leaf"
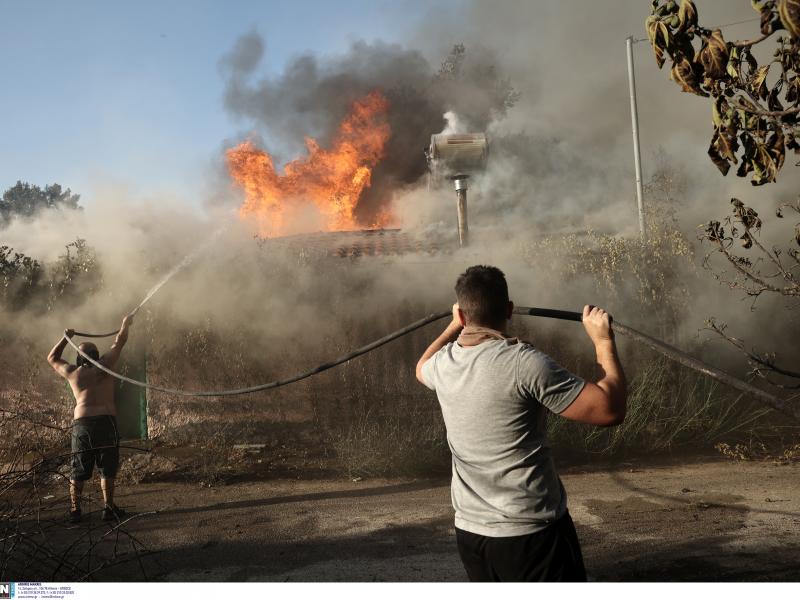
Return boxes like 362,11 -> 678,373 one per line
647,16 -> 667,68
712,95 -> 728,127
760,4 -> 780,35
752,0 -> 769,12
659,21 -> 671,49
708,130 -> 732,174
767,128 -> 786,172
678,0 -> 698,31
718,126 -> 740,162
736,159 -> 752,177
786,76 -> 800,105
768,79 -> 785,112
699,29 -> 730,79
646,15 -> 659,44
737,131 -> 757,177
752,142 -> 779,184
743,48 -> 758,75
778,0 -> 800,39
787,131 -> 800,153
671,57 -> 707,95
740,232 -> 753,248
751,64 -> 771,100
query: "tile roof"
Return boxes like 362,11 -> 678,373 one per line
257,229 -> 453,258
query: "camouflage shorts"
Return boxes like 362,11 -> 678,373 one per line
70,415 -> 119,480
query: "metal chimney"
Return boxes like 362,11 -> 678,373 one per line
425,132 -> 487,248
450,173 -> 469,247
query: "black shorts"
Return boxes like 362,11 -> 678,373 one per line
456,511 -> 587,582
70,415 -> 120,481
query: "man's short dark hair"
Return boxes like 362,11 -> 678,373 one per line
455,265 -> 510,328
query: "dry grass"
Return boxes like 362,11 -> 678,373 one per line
547,356 -> 780,456
328,404 -> 449,478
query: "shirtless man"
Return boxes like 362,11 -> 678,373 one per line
47,314 -> 133,523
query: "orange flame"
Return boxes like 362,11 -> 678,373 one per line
226,90 -> 391,237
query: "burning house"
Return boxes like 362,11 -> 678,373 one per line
113,94 -> 493,446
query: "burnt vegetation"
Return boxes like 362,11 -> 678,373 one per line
648,0 -> 800,395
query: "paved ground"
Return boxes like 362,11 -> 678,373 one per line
18,458 -> 800,581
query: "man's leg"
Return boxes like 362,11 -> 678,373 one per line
100,477 -> 114,507
98,417 -> 124,520
100,476 -> 126,521
69,479 -> 84,512
491,513 -> 587,582
455,528 -> 498,582
69,420 -> 93,522
553,511 -> 587,581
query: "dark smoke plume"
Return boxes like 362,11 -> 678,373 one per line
220,35 -> 520,224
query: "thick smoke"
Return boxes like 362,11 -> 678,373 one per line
0,185 -> 215,339
220,34 -> 520,226
412,0 -> 800,226
2,1 -> 798,408
215,1 -> 799,374
219,1 -> 799,238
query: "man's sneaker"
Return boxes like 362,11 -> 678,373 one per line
101,504 -> 127,522
68,508 -> 82,523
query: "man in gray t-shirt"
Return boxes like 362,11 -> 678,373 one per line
416,265 -> 626,582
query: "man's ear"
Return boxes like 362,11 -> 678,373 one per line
507,301 -> 514,321
456,307 -> 467,327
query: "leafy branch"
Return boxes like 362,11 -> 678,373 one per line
701,198 -> 800,298
647,0 -> 800,185
647,1 -> 800,396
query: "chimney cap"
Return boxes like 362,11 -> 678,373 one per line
449,173 -> 469,191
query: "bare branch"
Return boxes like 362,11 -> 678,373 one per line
734,100 -> 800,118
732,31 -> 775,49
708,234 -> 789,295
706,320 -> 800,389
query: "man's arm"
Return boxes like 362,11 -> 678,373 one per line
47,329 -> 77,378
101,314 -> 134,369
415,304 -> 463,385
559,305 -> 627,427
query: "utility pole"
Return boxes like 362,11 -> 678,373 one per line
626,35 -> 647,241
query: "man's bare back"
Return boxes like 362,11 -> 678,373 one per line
66,366 -> 117,419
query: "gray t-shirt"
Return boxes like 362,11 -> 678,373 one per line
421,338 -> 585,537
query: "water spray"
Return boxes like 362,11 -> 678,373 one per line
73,224 -> 227,338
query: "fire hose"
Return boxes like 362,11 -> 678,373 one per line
63,307 -> 797,420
